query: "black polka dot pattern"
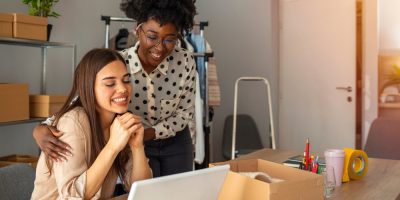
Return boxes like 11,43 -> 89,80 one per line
120,43 -> 196,140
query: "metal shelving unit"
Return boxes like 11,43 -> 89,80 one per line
0,37 -> 76,126
0,37 -> 76,94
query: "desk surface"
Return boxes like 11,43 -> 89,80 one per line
111,148 -> 400,200
240,148 -> 400,200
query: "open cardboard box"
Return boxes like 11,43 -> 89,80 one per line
211,159 -> 324,200
0,154 -> 39,169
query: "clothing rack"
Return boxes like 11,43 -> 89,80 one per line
100,15 -> 213,168
101,16 -> 135,49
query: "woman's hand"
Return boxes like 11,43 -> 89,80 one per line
129,122 -> 144,149
33,124 -> 72,161
108,112 -> 142,153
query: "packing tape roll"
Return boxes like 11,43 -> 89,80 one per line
342,148 -> 368,182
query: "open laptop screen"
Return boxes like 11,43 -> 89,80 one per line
127,165 -> 230,200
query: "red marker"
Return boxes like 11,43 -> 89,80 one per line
305,138 -> 310,170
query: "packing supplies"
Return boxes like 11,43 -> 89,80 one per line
342,148 -> 368,182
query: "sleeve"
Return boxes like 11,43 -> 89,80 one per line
153,54 -> 197,139
53,112 -> 102,199
122,152 -> 133,191
122,151 -> 153,192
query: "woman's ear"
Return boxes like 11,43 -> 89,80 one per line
134,23 -> 143,37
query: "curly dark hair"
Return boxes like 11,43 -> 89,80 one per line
120,0 -> 196,35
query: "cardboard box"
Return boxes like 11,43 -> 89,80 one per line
13,13 -> 47,41
30,95 -> 67,117
0,13 -> 13,37
0,83 -> 29,122
212,159 -> 324,200
0,154 -> 39,169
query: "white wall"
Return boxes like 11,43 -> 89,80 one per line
379,0 -> 400,50
196,0 -> 279,161
0,0 -> 280,161
0,0 -> 127,156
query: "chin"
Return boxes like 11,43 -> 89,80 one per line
114,108 -> 129,114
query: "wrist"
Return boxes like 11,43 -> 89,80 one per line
130,145 -> 145,154
104,143 -> 120,156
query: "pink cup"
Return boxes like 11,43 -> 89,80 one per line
324,149 -> 345,186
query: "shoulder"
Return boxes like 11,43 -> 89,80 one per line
57,107 -> 90,139
59,107 -> 89,124
172,46 -> 194,59
120,42 -> 139,58
170,47 -> 196,70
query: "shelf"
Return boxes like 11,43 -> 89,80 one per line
0,37 -> 76,94
0,37 -> 75,48
0,118 -> 45,127
379,103 -> 400,108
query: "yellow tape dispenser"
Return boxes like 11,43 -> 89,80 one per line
342,148 -> 368,182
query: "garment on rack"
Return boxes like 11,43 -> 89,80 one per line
208,57 -> 221,106
187,34 -> 221,106
181,38 -> 205,164
188,33 -> 207,100
108,29 -> 138,51
193,71 -> 205,164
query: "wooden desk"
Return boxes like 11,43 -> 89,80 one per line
111,148 -> 400,200
240,148 -> 400,200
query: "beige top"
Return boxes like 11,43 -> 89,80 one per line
31,107 -> 133,200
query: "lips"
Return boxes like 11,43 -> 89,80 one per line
150,51 -> 163,62
112,96 -> 129,106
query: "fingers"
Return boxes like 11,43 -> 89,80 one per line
119,112 -> 141,124
48,126 -> 72,154
127,123 -> 144,135
43,127 -> 72,162
117,113 -> 142,132
45,142 -> 68,162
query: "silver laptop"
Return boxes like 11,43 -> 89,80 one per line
127,165 -> 230,200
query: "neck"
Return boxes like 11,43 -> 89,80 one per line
137,46 -> 157,74
141,62 -> 156,74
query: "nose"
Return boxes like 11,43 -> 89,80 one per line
154,40 -> 165,51
116,83 -> 128,94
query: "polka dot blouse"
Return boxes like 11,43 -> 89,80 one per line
120,42 -> 196,140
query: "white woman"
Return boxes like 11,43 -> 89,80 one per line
31,48 -> 152,199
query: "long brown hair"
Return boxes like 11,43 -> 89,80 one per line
49,48 -> 129,178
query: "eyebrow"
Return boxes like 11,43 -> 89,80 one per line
145,29 -> 178,37
102,73 -> 131,80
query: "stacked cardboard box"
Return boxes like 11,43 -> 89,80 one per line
13,13 -> 48,41
0,13 -> 13,37
0,13 -> 48,40
0,83 -> 29,122
30,95 -> 67,118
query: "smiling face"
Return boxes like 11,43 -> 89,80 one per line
94,60 -> 132,118
137,19 -> 179,72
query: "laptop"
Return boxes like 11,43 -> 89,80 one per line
127,165 -> 230,200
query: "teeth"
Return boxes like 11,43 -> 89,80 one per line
113,97 -> 126,102
152,53 -> 161,59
